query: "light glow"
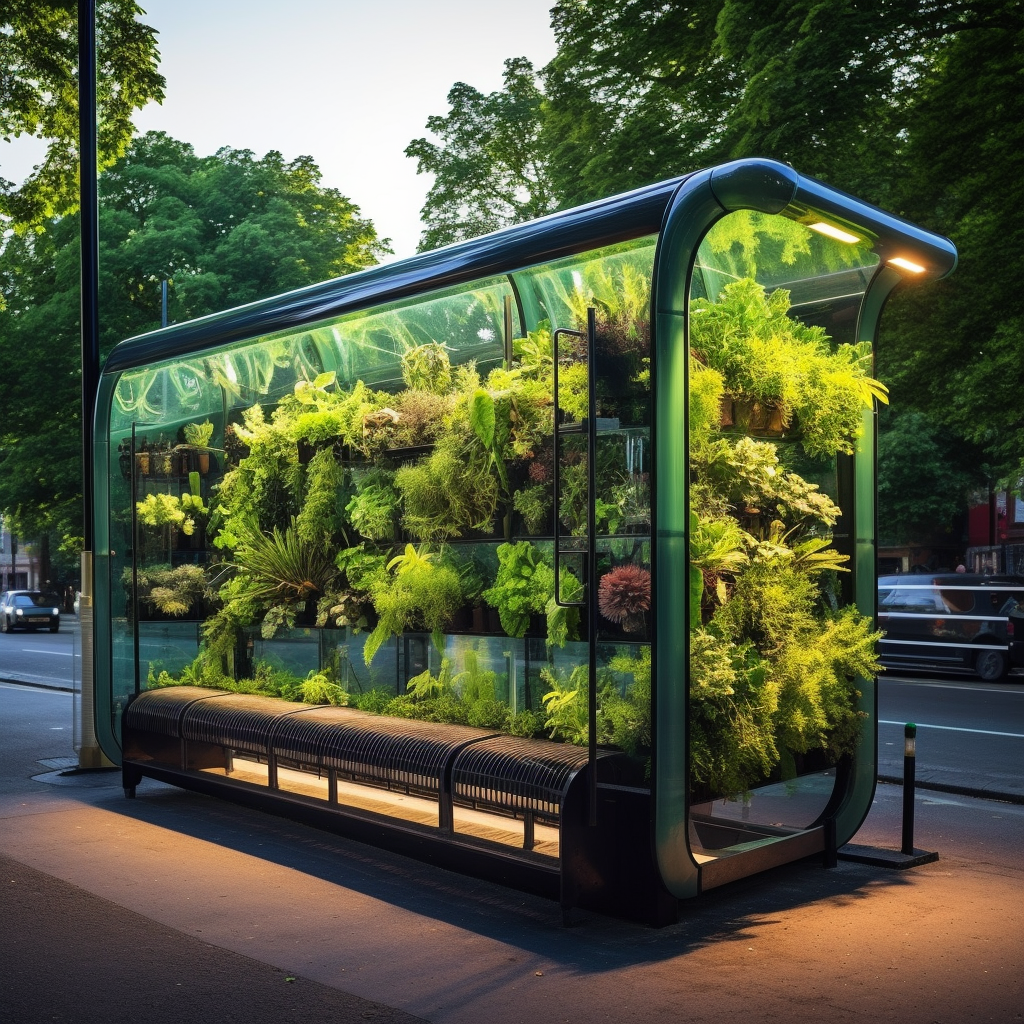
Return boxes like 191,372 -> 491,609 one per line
809,221 -> 860,244
889,257 -> 926,274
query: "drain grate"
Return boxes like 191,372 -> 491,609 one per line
37,757 -> 79,770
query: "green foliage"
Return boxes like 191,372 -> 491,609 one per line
354,688 -> 394,714
603,647 -> 652,757
346,470 -> 399,541
0,1 -> 164,228
301,673 -> 351,707
220,518 -> 337,639
482,541 -> 554,638
130,563 -> 210,618
296,446 -> 350,547
363,546 -> 464,664
183,420 -> 215,448
394,435 -> 500,540
540,664 -> 590,745
690,279 -> 887,459
405,57 -> 556,251
513,484 -> 552,535
401,343 -> 452,394
688,628 -> 780,797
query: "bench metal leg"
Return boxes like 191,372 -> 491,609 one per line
523,811 -> 535,851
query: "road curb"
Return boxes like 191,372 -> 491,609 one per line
0,676 -> 75,693
876,774 -> 1024,805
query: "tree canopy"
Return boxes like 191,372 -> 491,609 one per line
408,0 -> 1024,517
0,133 -> 388,557
0,0 -> 165,229
404,57 -> 555,251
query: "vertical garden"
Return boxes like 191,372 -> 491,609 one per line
111,209 -> 885,804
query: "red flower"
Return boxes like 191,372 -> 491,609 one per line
598,564 -> 651,633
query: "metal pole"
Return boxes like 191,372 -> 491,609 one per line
79,0 -> 99,553
161,278 -> 168,328
586,307 -> 598,827
901,723 -> 917,855
77,0 -> 104,768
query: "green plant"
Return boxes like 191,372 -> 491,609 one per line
223,517 -> 337,638
512,483 -> 551,535
604,647 -> 652,758
540,664 -> 590,744
688,511 -> 750,617
401,342 -> 452,393
183,419 -> 215,448
688,628 -> 781,796
354,688 -> 394,713
363,545 -> 464,664
691,278 -> 888,458
346,470 -> 399,541
301,671 -> 351,706
482,541 -> 554,638
296,446 -> 350,546
136,492 -> 186,530
129,563 -> 210,617
394,435 -> 499,540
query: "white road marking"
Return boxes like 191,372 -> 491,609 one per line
879,719 -> 1024,739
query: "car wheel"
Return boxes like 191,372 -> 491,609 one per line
974,646 -> 1008,682
0,616 -> 7,633
49,624 -> 59,633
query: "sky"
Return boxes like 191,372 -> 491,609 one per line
4,0 -> 558,260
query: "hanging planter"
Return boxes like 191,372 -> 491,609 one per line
727,396 -> 788,437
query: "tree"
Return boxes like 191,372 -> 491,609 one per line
876,3 -> 1024,480
405,58 -> 556,251
876,410 -> 985,547
411,0 -> 1024,522
0,0 -> 165,230
0,133 -> 389,558
542,0 -> 736,206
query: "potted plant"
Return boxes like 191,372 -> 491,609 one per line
128,563 -> 212,620
183,419 -> 215,473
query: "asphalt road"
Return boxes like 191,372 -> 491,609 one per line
0,617 -> 81,688
878,674 -> 1024,799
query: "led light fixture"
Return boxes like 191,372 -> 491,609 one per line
809,221 -> 860,244
889,257 -> 926,274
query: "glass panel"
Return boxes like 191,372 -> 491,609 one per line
687,211 -> 881,848
104,246 -> 654,780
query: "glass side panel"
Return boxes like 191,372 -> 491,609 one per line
687,211 -> 881,852
103,242 -> 654,784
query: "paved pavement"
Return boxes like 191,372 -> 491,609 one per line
2,678 -> 1022,1023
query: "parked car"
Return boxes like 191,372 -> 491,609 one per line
0,590 -> 61,633
877,573 -> 1024,681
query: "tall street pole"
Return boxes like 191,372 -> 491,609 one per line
78,0 -> 105,767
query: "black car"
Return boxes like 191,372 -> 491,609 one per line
877,573 -> 1024,681
0,590 -> 61,633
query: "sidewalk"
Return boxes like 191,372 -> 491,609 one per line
2,762 -> 1022,1024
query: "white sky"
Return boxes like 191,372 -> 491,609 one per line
2,0 -> 558,260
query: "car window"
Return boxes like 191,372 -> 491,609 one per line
881,588 -> 947,613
